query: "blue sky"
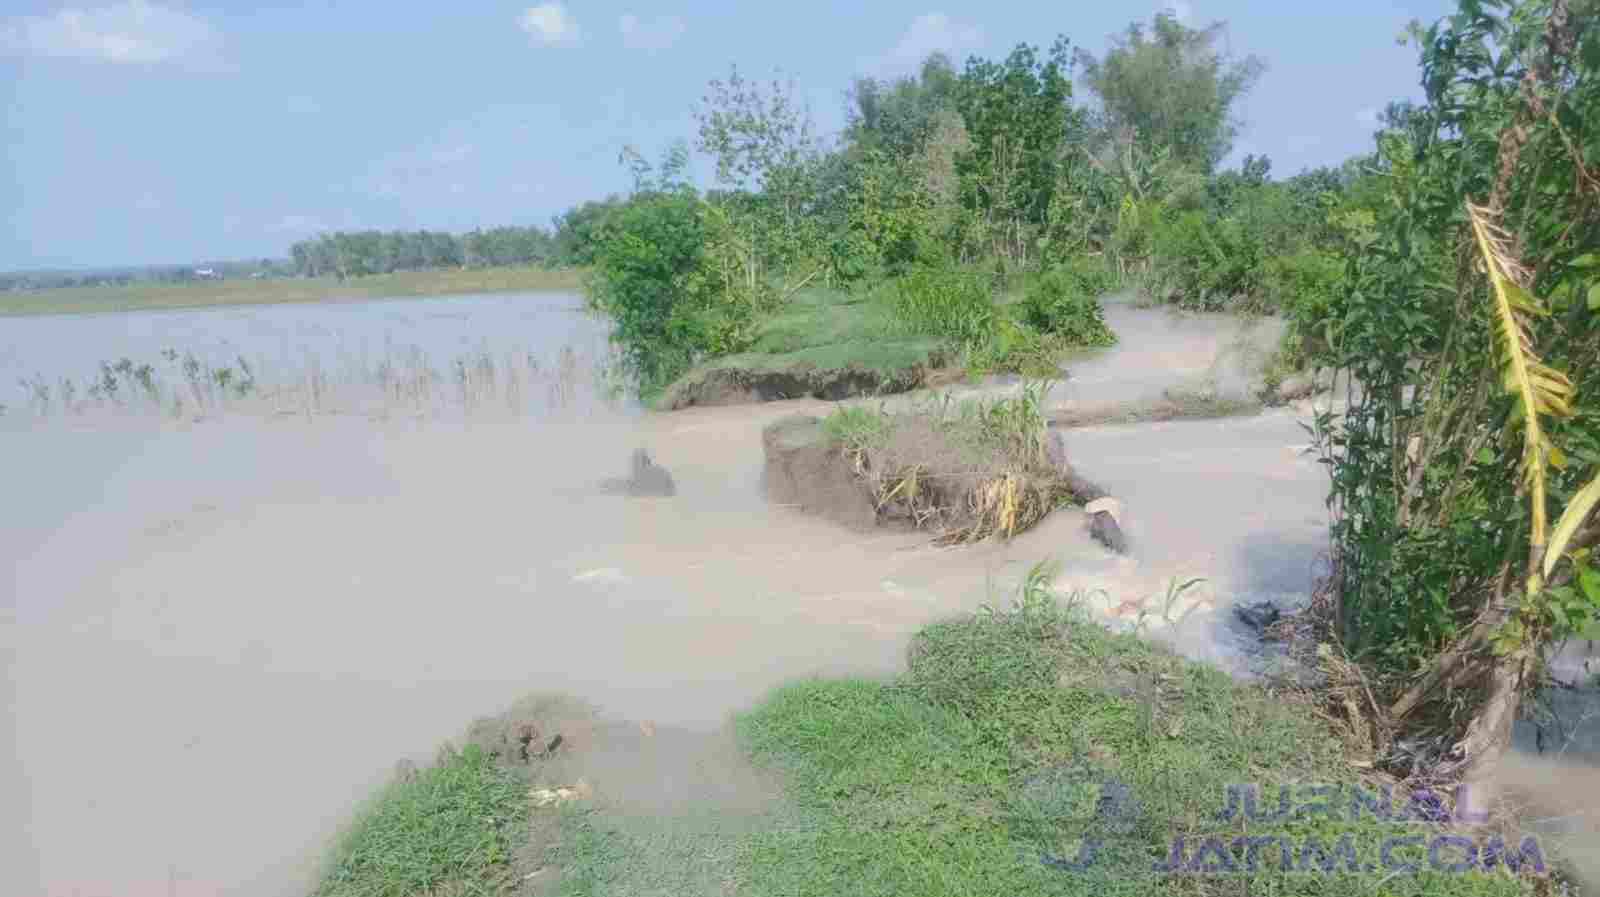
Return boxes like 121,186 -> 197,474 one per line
1,0 -> 1453,271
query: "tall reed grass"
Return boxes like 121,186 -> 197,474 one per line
8,342 -> 620,423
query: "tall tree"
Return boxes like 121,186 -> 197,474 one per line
1075,13 -> 1265,173
954,38 -> 1081,265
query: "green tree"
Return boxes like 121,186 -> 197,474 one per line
585,193 -> 711,390
1317,0 -> 1600,782
954,38 -> 1081,266
1075,13 -> 1265,173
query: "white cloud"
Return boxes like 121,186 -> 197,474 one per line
0,0 -> 218,65
871,13 -> 983,77
519,4 -> 580,46
618,13 -> 686,51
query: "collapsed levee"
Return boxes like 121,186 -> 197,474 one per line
662,362 -> 931,410
761,387 -> 1116,545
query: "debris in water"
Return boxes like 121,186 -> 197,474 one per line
1233,601 -> 1281,633
572,567 -> 628,585
530,778 -> 593,808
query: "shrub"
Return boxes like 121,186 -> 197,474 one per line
1017,263 -> 1117,348
1265,247 -> 1345,366
1145,210 -> 1268,311
584,193 -> 713,391
584,192 -> 766,393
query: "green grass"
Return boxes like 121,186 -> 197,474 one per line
709,286 -> 942,374
0,266 -> 585,317
307,586 -> 1547,897
730,593 -> 1534,897
655,286 -> 944,408
313,745 -> 531,897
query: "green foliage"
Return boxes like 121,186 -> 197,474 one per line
1268,247 -> 1346,364
822,403 -> 892,452
954,38 -> 1082,265
315,745 -> 528,897
584,192 -> 723,391
1017,262 -> 1119,347
735,595 -> 1517,897
886,266 -> 998,352
1076,13 -> 1266,173
1145,209 -> 1266,311
1318,0 -> 1600,669
843,149 -> 948,274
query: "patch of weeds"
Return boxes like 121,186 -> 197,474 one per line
548,811 -> 629,897
314,744 -> 530,897
885,267 -> 998,352
822,403 -> 893,453
735,580 -> 1532,896
1017,266 -> 1118,349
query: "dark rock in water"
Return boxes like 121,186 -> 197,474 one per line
1233,601 -> 1281,633
1088,510 -> 1126,554
1083,497 -> 1126,554
598,448 -> 677,497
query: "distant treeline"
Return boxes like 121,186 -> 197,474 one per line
1,258 -> 294,291
2,197 -> 625,291
287,199 -> 619,278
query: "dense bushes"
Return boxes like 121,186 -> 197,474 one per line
1017,262 -> 1118,347
583,193 -> 727,391
881,264 -> 1117,377
1145,210 -> 1267,311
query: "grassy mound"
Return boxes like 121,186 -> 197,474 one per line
658,288 -> 945,409
314,744 -> 531,897
733,578 -> 1536,896
824,382 -> 1080,543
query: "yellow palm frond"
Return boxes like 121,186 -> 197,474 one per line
1546,472 -> 1600,579
1466,202 -> 1576,552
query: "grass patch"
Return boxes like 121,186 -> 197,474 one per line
314,744 -> 531,897
657,268 -> 1123,409
655,286 -> 945,408
703,285 -> 940,374
734,588 -> 1535,896
0,266 -> 584,317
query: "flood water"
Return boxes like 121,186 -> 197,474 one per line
2,291 -> 607,405
4,294 -> 1595,895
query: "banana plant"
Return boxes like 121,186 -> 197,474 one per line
1467,201 -> 1600,639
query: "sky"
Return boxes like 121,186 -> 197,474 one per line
0,0 -> 1455,271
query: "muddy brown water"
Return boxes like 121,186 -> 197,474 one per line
4,301 -> 1594,895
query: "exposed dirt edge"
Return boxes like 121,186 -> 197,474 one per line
761,413 -> 1114,544
760,415 -> 881,529
661,362 -> 941,411
1049,395 -> 1265,428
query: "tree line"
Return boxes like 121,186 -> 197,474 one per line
585,11 -> 1381,387
285,201 -> 620,278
